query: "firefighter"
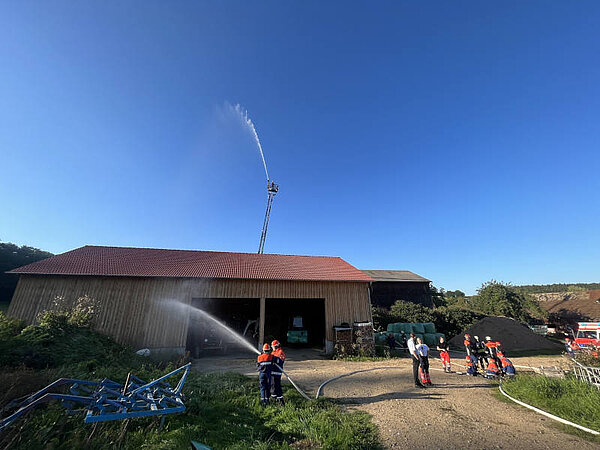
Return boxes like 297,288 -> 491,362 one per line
565,338 -> 576,357
465,355 -> 478,376
464,334 -> 472,356
473,335 -> 488,371
485,358 -> 500,378
270,339 -> 286,405
501,355 -> 516,377
485,336 -> 502,370
257,343 -> 273,405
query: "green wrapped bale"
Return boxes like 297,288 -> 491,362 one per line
375,333 -> 387,345
423,333 -> 437,347
386,323 -> 395,333
412,323 -> 425,334
423,322 -> 436,334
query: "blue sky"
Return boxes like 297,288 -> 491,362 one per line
1,2 -> 599,294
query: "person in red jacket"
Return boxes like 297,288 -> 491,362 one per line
485,358 -> 500,378
270,339 -> 286,405
257,343 -> 273,405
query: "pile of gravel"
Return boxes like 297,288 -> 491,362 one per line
449,316 -> 562,351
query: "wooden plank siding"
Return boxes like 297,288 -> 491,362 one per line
8,275 -> 371,351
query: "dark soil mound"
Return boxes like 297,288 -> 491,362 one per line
449,316 -> 561,352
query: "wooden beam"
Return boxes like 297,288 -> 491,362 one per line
258,297 -> 266,351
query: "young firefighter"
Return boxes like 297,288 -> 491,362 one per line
466,355 -> 478,376
416,337 -> 432,385
501,355 -> 516,377
485,336 -> 503,370
463,334 -> 472,356
436,336 -> 451,372
257,343 -> 273,406
473,335 -> 488,371
485,358 -> 500,379
270,339 -> 286,405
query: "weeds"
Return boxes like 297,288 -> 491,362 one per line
0,312 -> 381,449
501,374 -> 600,440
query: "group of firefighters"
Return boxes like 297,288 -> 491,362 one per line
462,334 -> 516,378
256,333 -> 519,404
256,339 -> 286,406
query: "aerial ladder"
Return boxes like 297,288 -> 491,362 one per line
258,180 -> 279,254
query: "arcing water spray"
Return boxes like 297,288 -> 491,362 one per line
229,103 -> 269,182
158,299 -> 311,400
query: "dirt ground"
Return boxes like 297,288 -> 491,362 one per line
194,350 -> 598,449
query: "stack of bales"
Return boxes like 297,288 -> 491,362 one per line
381,322 -> 444,347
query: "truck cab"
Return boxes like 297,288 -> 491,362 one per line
575,322 -> 600,348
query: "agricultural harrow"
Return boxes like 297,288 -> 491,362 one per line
0,363 -> 191,432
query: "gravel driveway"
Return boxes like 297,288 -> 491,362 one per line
194,352 -> 597,449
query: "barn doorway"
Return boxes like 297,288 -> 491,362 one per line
186,298 -> 259,357
264,298 -> 326,349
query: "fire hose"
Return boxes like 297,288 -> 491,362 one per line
275,364 -> 312,401
309,357 -> 600,436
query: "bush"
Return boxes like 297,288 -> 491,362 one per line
0,312 -> 25,339
373,301 -> 484,339
0,310 -> 130,370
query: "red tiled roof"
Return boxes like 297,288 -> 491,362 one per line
8,246 -> 373,282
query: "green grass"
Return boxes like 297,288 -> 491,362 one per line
0,313 -> 381,449
0,369 -> 381,449
500,374 -> 600,442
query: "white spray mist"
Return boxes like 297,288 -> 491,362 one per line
228,103 -> 270,182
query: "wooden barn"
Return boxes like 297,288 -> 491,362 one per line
7,246 -> 373,355
361,269 -> 432,309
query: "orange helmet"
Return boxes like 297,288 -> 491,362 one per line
271,340 -> 280,348
262,343 -> 271,352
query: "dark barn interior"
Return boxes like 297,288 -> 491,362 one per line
186,297 -> 326,356
264,298 -> 325,347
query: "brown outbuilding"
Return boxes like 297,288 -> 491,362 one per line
7,245 -> 373,356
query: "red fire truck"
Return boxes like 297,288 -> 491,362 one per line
575,322 -> 600,348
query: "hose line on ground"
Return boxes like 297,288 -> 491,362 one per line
316,367 -> 399,399
498,382 -> 599,435
275,363 -> 312,401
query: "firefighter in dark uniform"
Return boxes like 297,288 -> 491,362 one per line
270,339 -> 286,405
257,343 -> 273,405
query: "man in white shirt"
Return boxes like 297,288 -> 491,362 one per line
407,332 -> 425,388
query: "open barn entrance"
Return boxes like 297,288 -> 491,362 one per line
186,298 -> 259,357
264,298 -> 325,349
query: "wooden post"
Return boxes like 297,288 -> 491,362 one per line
258,297 -> 266,351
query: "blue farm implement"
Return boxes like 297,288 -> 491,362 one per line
0,363 -> 191,432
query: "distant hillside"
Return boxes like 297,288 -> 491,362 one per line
0,242 -> 53,304
517,283 -> 600,294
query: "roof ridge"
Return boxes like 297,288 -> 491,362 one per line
80,245 -> 344,260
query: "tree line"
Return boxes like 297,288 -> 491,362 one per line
0,242 -> 53,305
373,280 -> 547,338
515,283 -> 600,294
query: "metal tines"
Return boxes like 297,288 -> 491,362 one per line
0,363 -> 191,432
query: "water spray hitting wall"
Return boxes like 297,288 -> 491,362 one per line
159,299 -> 260,355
